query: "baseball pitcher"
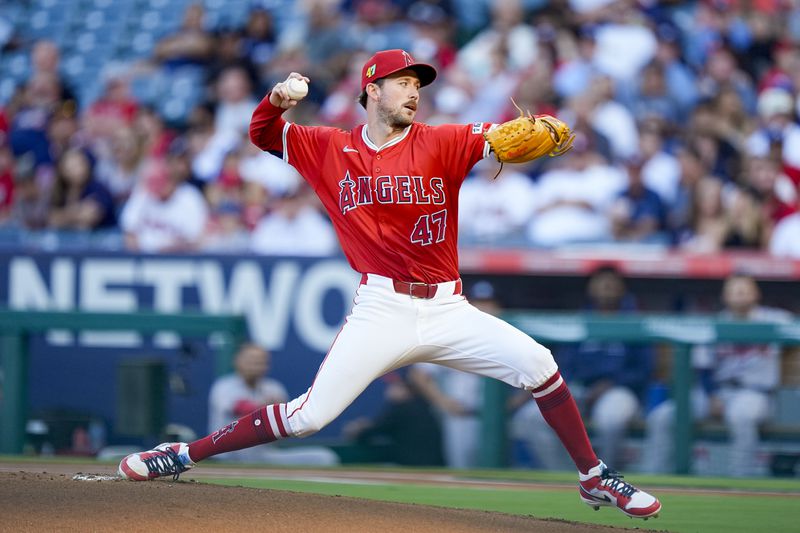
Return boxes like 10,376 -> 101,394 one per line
119,49 -> 661,520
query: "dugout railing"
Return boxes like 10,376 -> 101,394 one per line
482,313 -> 800,474
0,310 -> 248,455
2,310 -> 799,474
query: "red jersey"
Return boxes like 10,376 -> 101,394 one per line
250,97 -> 493,283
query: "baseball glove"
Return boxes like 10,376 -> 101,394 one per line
484,108 -> 575,164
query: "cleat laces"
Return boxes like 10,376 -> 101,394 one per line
600,468 -> 637,498
142,447 -> 188,480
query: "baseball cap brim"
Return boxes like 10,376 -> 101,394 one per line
385,63 -> 437,88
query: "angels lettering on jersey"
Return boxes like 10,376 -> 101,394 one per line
338,171 -> 445,214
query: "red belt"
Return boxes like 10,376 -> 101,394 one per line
360,274 -> 462,299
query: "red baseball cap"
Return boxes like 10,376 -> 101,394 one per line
361,49 -> 437,92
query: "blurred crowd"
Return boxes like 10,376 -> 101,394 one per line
1,0 -> 800,256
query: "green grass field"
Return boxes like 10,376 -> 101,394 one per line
2,457 -> 798,532
202,468 -> 800,533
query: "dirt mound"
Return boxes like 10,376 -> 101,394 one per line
0,470 -> 634,533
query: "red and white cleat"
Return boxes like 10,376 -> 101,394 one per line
579,461 -> 662,519
118,442 -> 194,481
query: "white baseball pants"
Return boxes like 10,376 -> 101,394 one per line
285,274 -> 558,437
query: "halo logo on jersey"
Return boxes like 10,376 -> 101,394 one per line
339,171 -> 358,213
211,421 -> 238,444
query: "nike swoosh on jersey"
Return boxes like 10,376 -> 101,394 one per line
343,146 -> 359,153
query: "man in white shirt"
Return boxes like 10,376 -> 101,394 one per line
120,159 -> 208,252
458,159 -> 537,245
209,343 -> 339,465
645,274 -> 793,476
770,211 -> 800,258
250,184 -> 338,256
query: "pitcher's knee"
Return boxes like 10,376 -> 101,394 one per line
523,347 -> 559,388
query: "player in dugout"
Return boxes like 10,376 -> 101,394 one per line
119,49 -> 661,520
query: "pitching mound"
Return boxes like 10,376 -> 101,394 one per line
0,470 -> 640,532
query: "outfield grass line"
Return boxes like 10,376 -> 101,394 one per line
186,468 -> 800,497
200,476 -> 800,533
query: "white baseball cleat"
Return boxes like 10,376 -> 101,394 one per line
578,461 -> 662,519
118,442 -> 195,481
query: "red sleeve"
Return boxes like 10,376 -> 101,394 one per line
434,122 -> 493,183
249,93 -> 287,154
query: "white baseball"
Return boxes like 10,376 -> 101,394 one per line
286,78 -> 308,100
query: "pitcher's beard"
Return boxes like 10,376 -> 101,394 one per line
378,104 -> 414,129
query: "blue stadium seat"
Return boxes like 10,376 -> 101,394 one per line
0,78 -> 18,106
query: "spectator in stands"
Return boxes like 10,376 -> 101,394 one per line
553,26 -> 601,101
153,3 -> 214,69
526,131 -> 624,247
457,0 -> 538,84
769,201 -> 800,258
626,61 -> 681,127
205,27 -> 258,94
96,127 -> 146,206
214,66 -> 258,138
8,72 -> 63,169
681,173 -> 768,253
28,40 -> 77,106
686,124 -> 743,186
185,67 -> 257,185
351,0 -> 415,53
651,22 -> 699,121
711,84 -> 751,156
0,140 -> 14,222
609,156 -> 667,244
584,75 -> 639,162
722,186 -> 769,250
645,274 -> 793,476
511,265 -> 653,470
405,0 -> 458,71
209,343 -> 339,465
276,0 -> 353,95
46,105 -> 80,166
582,1 -> 658,87
408,280 -> 501,469
680,175 -> 728,252
638,119 -> 681,207
344,370 -> 444,466
4,152 -> 47,229
250,182 -> 338,256
697,46 -> 757,115
48,148 -> 116,230
742,155 -> 797,226
84,72 -> 139,144
747,87 -> 800,189
241,6 -> 278,88
134,106 -> 175,160
458,158 -> 537,245
668,143 -> 709,244
120,156 -> 208,252
202,151 -> 249,252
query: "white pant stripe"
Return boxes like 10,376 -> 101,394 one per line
532,376 -> 564,398
266,405 -> 281,438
